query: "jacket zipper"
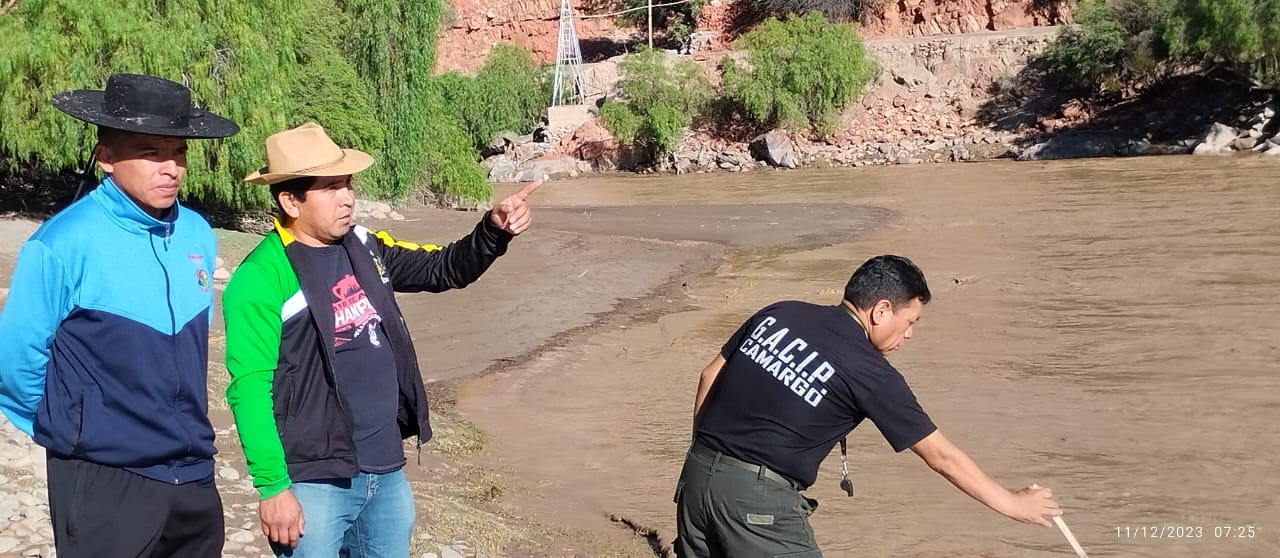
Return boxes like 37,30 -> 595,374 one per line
155,224 -> 188,484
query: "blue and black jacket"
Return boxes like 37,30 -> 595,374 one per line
0,176 -> 218,484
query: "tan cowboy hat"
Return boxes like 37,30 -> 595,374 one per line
244,122 -> 373,185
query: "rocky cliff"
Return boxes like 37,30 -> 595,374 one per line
437,0 -> 1073,72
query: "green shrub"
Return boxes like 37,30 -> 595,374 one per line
440,43 -> 550,150
417,83 -> 492,207
599,47 -> 712,163
1166,0 -> 1280,85
599,98 -> 643,145
1043,0 -> 1176,92
618,0 -> 702,47
749,0 -> 882,22
641,103 -> 687,155
617,47 -> 713,116
720,11 -> 876,136
1044,0 -> 1280,92
339,0 -> 491,205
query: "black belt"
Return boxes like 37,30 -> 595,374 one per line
690,441 -> 798,490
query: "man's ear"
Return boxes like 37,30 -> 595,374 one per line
93,144 -> 114,174
278,192 -> 302,219
870,299 -> 893,325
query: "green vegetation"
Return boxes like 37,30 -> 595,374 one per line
1046,0 -> 1280,92
599,47 -> 713,162
749,0 -> 883,22
0,0 -> 386,211
0,0 -> 554,214
438,43 -> 551,152
1043,0 -> 1177,92
617,0 -> 702,48
720,12 -> 878,135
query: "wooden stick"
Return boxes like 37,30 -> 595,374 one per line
1053,515 -> 1089,558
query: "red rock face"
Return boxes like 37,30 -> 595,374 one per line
861,0 -> 1073,38
436,0 -> 627,73
435,0 -> 1073,73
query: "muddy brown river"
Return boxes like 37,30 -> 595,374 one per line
455,156 -> 1279,557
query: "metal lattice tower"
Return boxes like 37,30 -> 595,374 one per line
551,0 -> 585,106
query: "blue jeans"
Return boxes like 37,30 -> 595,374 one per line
275,469 -> 414,558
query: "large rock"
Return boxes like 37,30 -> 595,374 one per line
1192,123 -> 1239,155
481,131 -> 529,157
557,119 -> 620,163
749,130 -> 798,168
1016,132 -> 1122,161
483,155 -> 519,182
512,154 -> 583,182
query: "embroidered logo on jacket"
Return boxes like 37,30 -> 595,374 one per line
189,254 -> 211,292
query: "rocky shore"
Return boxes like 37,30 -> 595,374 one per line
480,28 -> 1280,185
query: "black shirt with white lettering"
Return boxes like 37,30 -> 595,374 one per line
695,300 -> 937,489
298,243 -> 404,473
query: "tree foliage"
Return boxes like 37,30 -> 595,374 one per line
1166,0 -> 1280,83
337,0 -> 490,205
720,11 -> 876,135
617,0 -> 702,47
598,47 -> 712,162
438,43 -> 551,151
748,0 -> 881,22
0,0 -> 512,213
1046,0 -> 1280,91
0,0 -> 388,210
1043,0 -> 1177,92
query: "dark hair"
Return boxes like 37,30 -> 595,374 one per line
843,255 -> 931,310
269,176 -> 316,213
95,125 -> 127,149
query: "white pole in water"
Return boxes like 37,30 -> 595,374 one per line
1053,516 -> 1089,558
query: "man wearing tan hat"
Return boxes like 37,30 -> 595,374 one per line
222,122 -> 540,557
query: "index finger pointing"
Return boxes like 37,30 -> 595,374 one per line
515,179 -> 544,200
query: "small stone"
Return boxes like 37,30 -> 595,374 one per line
218,467 -> 240,481
0,537 -> 20,553
215,256 -> 226,268
229,529 -> 256,544
388,211 -> 404,221
440,546 -> 465,558
213,268 -> 231,281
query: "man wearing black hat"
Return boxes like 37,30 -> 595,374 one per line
0,73 -> 240,557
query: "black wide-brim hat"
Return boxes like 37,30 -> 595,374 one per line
51,73 -> 239,139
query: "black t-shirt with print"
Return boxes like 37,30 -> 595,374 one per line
695,300 -> 937,489
297,243 -> 405,473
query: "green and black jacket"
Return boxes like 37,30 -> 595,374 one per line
223,215 -> 511,498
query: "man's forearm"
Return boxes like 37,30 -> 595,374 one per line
912,431 -> 1015,516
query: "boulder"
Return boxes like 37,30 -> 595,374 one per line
1016,132 -> 1122,161
513,154 -> 583,182
558,119 -> 620,163
749,130 -> 798,168
484,155 -> 519,182
1191,123 -> 1239,155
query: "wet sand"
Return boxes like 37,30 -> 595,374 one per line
454,157 -> 1280,557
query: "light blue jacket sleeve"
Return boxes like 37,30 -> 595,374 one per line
0,240 -> 71,437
